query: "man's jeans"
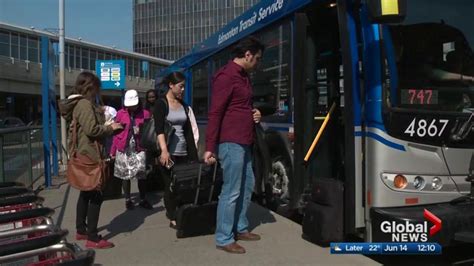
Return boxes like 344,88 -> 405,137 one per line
215,142 -> 255,246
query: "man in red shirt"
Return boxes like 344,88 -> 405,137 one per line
204,37 -> 264,254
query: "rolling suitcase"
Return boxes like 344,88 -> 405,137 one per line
172,163 -> 221,205
302,177 -> 344,246
175,163 -> 219,238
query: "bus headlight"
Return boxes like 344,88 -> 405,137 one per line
413,176 -> 426,190
431,177 -> 443,191
394,174 -> 408,189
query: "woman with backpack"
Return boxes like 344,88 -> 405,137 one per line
154,71 -> 199,229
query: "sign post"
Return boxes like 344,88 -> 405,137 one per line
59,0 -> 67,167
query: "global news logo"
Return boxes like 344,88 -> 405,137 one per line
380,209 -> 442,242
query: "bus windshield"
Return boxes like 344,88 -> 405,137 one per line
386,0 -> 474,113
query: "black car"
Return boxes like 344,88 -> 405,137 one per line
0,117 -> 26,128
0,117 -> 27,145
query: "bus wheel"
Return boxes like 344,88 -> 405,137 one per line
266,156 -> 290,214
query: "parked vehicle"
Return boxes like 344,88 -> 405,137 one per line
0,117 -> 28,145
0,117 -> 26,128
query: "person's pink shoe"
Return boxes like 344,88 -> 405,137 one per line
85,239 -> 115,249
75,233 -> 88,241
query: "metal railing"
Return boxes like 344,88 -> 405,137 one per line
0,126 -> 45,187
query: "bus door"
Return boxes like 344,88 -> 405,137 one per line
296,3 -> 346,243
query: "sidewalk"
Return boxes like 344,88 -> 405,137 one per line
38,175 -> 378,266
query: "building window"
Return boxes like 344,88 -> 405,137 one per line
0,31 -> 9,57
150,63 -> 157,80
65,45 -> 69,68
140,61 -> 147,78
19,35 -> 27,60
127,57 -> 134,76
68,45 -> 75,68
11,34 -> 18,59
133,59 -> 139,77
82,48 -> 89,70
90,50 -> 97,71
27,36 -> 39,62
75,45 -> 81,69
64,45 -> 69,68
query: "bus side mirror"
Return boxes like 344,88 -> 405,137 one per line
366,0 -> 407,24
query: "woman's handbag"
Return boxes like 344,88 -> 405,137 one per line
140,117 -> 175,155
67,120 -> 109,191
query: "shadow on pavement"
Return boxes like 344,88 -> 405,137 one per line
248,203 -> 277,232
99,192 -> 164,240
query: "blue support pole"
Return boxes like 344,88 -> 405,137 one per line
50,98 -> 59,176
41,36 -> 52,188
49,43 -> 59,176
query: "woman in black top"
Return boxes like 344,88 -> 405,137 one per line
144,89 -> 157,111
153,71 -> 198,228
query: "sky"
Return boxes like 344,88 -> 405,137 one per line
0,0 -> 133,51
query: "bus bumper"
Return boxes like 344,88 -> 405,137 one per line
371,202 -> 474,246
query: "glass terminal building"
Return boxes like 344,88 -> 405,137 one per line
133,0 -> 259,60
0,22 -> 171,124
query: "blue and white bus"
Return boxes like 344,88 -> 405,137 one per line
158,0 -> 474,246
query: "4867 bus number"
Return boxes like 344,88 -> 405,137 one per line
404,118 -> 449,137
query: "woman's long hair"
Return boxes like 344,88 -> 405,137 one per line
161,71 -> 185,89
71,71 -> 101,102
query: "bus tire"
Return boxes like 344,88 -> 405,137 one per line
265,155 -> 291,215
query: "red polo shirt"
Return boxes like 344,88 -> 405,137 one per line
206,61 -> 254,153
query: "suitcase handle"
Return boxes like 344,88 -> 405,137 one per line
192,163 -> 218,205
193,164 -> 203,205
208,163 -> 218,202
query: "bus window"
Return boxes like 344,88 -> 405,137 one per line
249,21 -> 292,122
192,61 -> 209,118
211,49 -> 232,72
205,21 -> 292,122
383,0 -> 474,113
381,0 -> 474,147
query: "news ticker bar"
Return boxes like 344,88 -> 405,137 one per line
330,243 -> 442,255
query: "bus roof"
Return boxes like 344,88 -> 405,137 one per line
159,0 -> 313,77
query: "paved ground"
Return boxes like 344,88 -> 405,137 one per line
38,176 -> 379,266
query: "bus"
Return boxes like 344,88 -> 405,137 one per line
158,0 -> 474,246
